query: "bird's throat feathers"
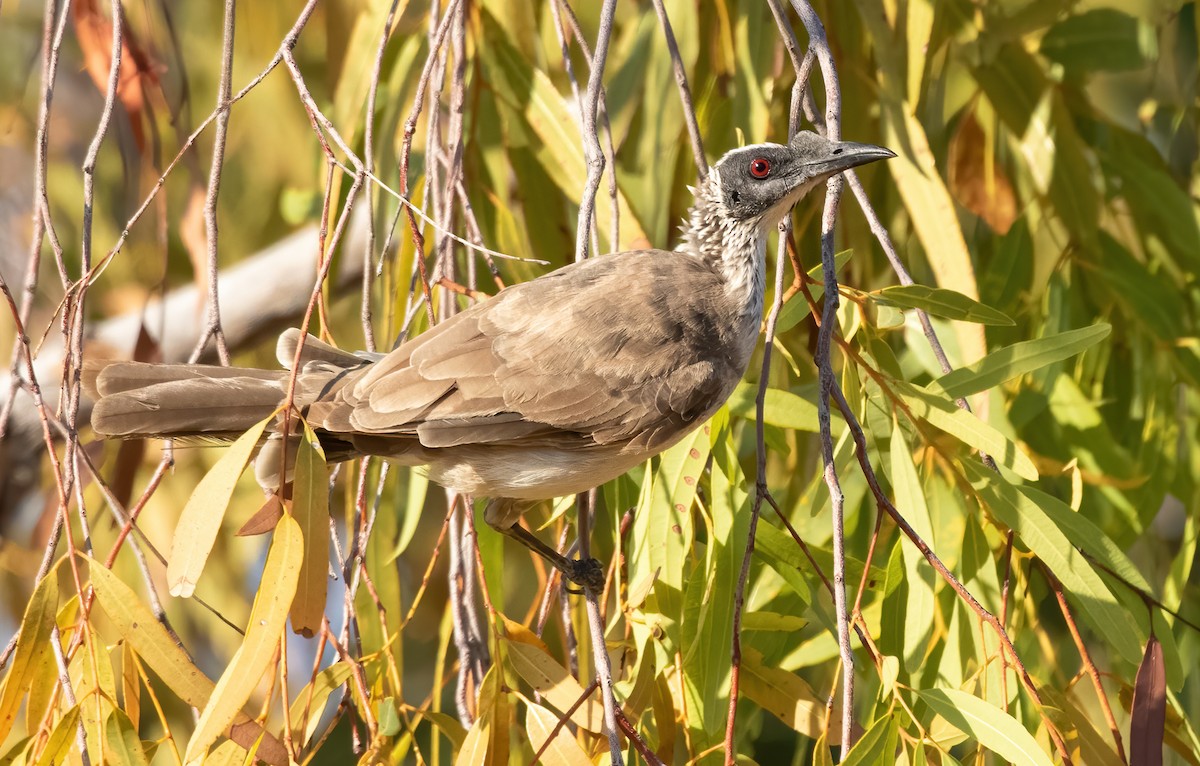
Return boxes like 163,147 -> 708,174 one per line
678,167 -> 768,319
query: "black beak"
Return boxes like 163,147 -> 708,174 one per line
788,132 -> 896,179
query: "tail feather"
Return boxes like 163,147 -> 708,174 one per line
90,363 -> 289,440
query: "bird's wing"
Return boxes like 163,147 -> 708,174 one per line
308,250 -> 743,452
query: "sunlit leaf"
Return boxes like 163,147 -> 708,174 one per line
503,640 -> 603,734
524,703 -> 592,766
927,324 -> 1111,400
0,567 -> 57,745
842,713 -> 899,765
167,414 -> 275,598
918,689 -> 1055,766
87,558 -> 287,764
965,463 -> 1144,664
873,285 -> 1014,326
184,516 -> 303,762
290,420 -> 329,637
104,709 -> 150,766
897,383 -> 1038,480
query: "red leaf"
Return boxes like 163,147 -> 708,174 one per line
1130,634 -> 1165,766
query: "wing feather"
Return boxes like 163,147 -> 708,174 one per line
308,250 -> 749,453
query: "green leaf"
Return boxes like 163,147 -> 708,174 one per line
776,249 -> 854,333
290,421 -> 329,638
477,10 -> 649,251
33,705 -> 79,766
682,415 -> 750,752
630,422 -> 708,639
1040,9 -> 1157,73
1016,485 -> 1183,688
104,709 -> 149,766
918,689 -> 1055,766
167,414 -> 275,598
288,662 -> 354,746
874,285 -> 1014,326
889,422 -> 936,673
927,324 -> 1111,400
897,383 -> 1039,480
964,463 -> 1144,664
842,713 -> 899,766
727,383 -> 829,432
973,43 -> 1048,136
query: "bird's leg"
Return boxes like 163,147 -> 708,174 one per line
485,498 -> 606,593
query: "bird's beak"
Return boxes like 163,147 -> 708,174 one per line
801,138 -> 896,180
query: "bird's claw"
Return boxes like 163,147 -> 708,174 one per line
563,557 -> 605,594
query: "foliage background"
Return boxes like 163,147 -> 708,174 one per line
0,0 -> 1197,764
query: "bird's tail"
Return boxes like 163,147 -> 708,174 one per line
88,362 -> 292,441
87,329 -> 369,441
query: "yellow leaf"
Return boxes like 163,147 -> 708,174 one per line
525,703 -> 592,766
33,705 -> 79,766
480,12 -> 650,251
501,615 -> 549,651
739,647 -> 832,741
0,566 -> 58,744
287,662 -> 353,746
504,639 -> 603,734
104,709 -> 150,766
185,515 -> 303,762
454,715 -> 489,766
87,558 -> 289,766
168,414 -> 275,598
883,104 -> 987,365
290,421 -> 330,637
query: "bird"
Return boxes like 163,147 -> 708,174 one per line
89,131 -> 895,591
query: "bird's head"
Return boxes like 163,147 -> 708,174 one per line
710,131 -> 895,226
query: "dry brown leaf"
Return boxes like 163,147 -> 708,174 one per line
950,110 -> 1018,234
71,0 -> 161,152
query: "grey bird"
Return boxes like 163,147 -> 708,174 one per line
89,131 -> 894,590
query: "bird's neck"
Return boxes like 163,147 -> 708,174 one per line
677,171 -> 768,320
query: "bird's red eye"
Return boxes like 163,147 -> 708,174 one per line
749,157 -> 771,178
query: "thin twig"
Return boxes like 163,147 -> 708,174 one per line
189,0 -> 237,365
572,0 -> 617,263
1046,567 -> 1128,765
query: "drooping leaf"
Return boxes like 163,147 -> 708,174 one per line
0,567 -> 58,745
524,703 -> 592,766
842,713 -> 899,766
503,639 -> 603,734
167,414 -> 275,598
1130,635 -> 1166,766
290,420 -> 330,637
964,463 -> 1144,664
918,689 -> 1055,766
873,285 -> 1015,326
897,383 -> 1039,480
927,324 -> 1111,400
1039,9 -> 1157,73
185,515 -> 303,762
727,383 -> 828,432
287,662 -> 354,746
739,647 -> 828,740
88,558 -> 288,765
103,709 -> 150,766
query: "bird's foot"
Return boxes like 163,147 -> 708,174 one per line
562,557 -> 606,594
